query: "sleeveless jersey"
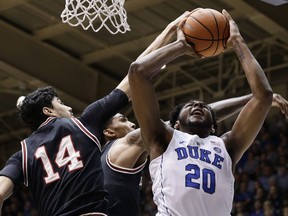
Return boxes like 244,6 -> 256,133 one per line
21,117 -> 107,216
101,140 -> 146,216
149,130 -> 234,216
0,89 -> 129,216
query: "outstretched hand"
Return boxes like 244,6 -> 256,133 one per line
272,93 -> 288,119
168,11 -> 192,31
222,9 -> 242,49
176,19 -> 201,58
169,8 -> 203,30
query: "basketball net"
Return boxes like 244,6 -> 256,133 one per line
61,0 -> 130,34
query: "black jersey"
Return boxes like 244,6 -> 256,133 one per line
0,89 -> 128,216
101,140 -> 146,216
0,151 -> 23,192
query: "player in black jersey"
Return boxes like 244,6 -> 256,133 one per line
100,95 -> 287,216
101,114 -> 146,216
2,10 -> 288,216
1,92 -> 285,216
0,72 -> 130,216
0,11 -> 194,216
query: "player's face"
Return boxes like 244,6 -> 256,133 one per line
109,113 -> 136,138
50,97 -> 73,118
179,100 -> 213,131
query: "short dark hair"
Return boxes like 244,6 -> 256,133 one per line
169,100 -> 218,135
18,86 -> 58,131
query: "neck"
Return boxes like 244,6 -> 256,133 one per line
182,127 -> 210,138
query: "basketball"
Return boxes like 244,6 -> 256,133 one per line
183,8 -> 230,57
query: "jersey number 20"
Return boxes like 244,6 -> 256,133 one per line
35,135 -> 84,184
185,164 -> 215,194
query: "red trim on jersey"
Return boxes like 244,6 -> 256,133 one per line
106,153 -> 147,174
71,118 -> 101,151
21,140 -> 28,186
38,117 -> 56,129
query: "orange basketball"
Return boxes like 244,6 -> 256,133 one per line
183,8 -> 230,57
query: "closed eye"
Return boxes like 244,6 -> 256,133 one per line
119,116 -> 128,122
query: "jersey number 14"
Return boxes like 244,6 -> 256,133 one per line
35,135 -> 84,184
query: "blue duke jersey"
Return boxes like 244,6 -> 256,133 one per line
0,89 -> 129,216
101,140 -> 146,216
149,130 -> 234,216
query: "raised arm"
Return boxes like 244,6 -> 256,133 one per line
116,12 -> 193,101
136,11 -> 193,60
210,94 -> 252,122
129,22 -> 195,159
221,10 -> 273,168
211,93 -> 288,123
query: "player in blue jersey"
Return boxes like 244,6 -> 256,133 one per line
0,72 -> 130,215
128,9 -> 275,216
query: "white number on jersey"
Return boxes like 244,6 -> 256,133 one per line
35,135 -> 84,184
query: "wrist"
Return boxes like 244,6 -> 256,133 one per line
166,22 -> 177,32
231,35 -> 245,47
174,39 -> 186,52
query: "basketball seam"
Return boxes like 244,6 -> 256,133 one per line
186,16 -> 214,51
222,17 -> 229,48
183,9 -> 228,55
184,36 -> 229,41
209,10 -> 220,56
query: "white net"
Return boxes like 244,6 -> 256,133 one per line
61,0 -> 130,34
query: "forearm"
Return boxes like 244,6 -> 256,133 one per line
131,40 -> 186,80
115,75 -> 130,100
210,94 -> 252,122
0,176 -> 14,216
232,36 -> 272,99
137,11 -> 192,60
116,25 -> 178,100
137,25 -> 175,60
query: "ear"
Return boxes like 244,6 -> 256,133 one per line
103,128 -> 116,139
42,107 -> 56,117
211,125 -> 215,134
174,120 -> 180,130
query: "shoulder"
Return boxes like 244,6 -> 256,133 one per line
7,151 -> 22,164
220,131 -> 231,145
0,151 -> 23,186
102,140 -> 115,153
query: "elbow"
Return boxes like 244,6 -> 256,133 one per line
128,61 -> 145,79
265,88 -> 273,102
260,88 -> 273,106
128,60 -> 152,82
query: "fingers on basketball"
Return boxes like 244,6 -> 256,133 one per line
182,8 -> 230,57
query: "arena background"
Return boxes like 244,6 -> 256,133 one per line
0,0 -> 288,215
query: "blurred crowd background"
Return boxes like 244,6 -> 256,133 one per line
1,112 -> 288,216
